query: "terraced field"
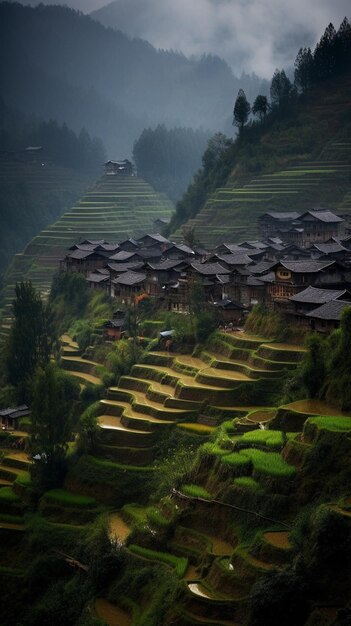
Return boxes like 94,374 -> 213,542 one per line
172,157 -> 351,248
0,174 -> 173,341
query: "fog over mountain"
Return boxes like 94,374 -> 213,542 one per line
13,1 -> 349,77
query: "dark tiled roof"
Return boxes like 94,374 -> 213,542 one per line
214,299 -> 244,310
312,242 -> 348,254
262,211 -> 301,220
191,262 -> 230,275
113,271 -> 146,286
247,276 -> 267,286
147,260 -> 187,271
306,300 -> 351,320
279,260 -> 335,273
250,261 -> 276,275
216,254 -> 253,266
239,240 -> 268,249
0,405 -> 30,418
300,210 -> 344,223
107,262 -> 144,273
109,251 -> 136,262
256,272 -> 275,283
290,286 -> 348,304
137,233 -> 170,244
68,249 -> 96,260
86,272 -> 109,284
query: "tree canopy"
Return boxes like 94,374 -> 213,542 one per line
6,281 -> 58,402
233,89 -> 251,131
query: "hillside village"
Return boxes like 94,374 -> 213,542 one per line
61,204 -> 351,334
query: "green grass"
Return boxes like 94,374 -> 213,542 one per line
221,452 -> 252,470
307,416 -> 351,432
42,489 -> 97,508
233,477 -> 264,492
239,449 -> 296,478
181,484 -> 212,499
146,506 -> 171,528
177,423 -> 214,435
240,429 -> 297,449
128,544 -> 188,577
0,487 -> 21,503
199,442 -> 232,457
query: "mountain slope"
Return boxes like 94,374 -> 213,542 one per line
171,76 -> 351,247
0,2 -> 252,155
0,174 -> 173,339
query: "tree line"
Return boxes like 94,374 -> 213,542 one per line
0,97 -> 105,176
233,17 -> 351,131
132,124 -> 211,202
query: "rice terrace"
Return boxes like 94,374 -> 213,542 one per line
0,4 -> 351,626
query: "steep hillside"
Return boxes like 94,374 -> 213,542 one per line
0,159 -> 89,274
0,2 -> 257,155
0,174 -> 173,340
171,77 -> 351,247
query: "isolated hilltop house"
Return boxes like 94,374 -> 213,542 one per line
104,159 -> 133,175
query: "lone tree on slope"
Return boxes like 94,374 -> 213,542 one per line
232,89 -> 250,132
252,94 -> 269,121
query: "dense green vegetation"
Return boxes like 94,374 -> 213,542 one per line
167,18 -> 351,243
133,124 -> 211,202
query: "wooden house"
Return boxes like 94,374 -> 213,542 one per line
104,159 -> 133,175
298,210 -> 344,247
0,405 -> 31,430
259,211 -> 301,238
111,271 -> 146,303
268,260 -> 345,309
306,300 -> 351,333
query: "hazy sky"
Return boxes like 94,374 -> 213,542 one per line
16,0 -> 350,77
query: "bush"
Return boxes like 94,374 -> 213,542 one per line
181,484 -> 211,499
239,449 -> 296,478
128,544 -> 188,578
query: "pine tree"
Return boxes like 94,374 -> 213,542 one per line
252,95 -> 269,121
232,89 -> 250,132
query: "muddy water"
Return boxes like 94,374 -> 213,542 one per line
184,565 -> 201,580
108,513 -> 131,543
95,599 -> 131,626
263,531 -> 292,549
206,535 -> 233,555
287,399 -> 351,416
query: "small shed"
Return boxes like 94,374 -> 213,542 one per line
0,405 -> 31,430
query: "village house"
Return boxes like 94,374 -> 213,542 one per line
0,405 -> 31,431
259,211 -> 301,239
267,260 -> 346,310
306,299 -> 351,333
104,159 -> 133,175
298,209 -> 344,246
103,310 -> 126,341
111,271 -> 147,303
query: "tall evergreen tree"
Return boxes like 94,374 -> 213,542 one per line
294,47 -> 313,92
252,94 -> 269,120
30,364 -> 76,491
270,69 -> 293,107
6,281 -> 57,402
232,89 -> 251,132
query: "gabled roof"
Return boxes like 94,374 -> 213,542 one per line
300,210 -> 343,223
261,211 -> 301,220
238,240 -> 268,249
146,259 -> 187,271
86,272 -> 109,284
306,300 -> 351,321
290,286 -> 349,304
249,261 -> 276,275
312,242 -> 348,254
277,260 -> 336,273
214,299 -> 244,310
137,233 -> 170,244
107,262 -> 145,273
0,405 -> 30,418
191,262 -> 230,276
166,243 -> 195,255
109,251 -> 136,262
216,253 -> 254,266
68,249 -> 97,260
113,271 -> 146,286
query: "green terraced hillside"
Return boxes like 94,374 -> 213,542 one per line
0,174 -> 174,340
172,79 -> 351,248
0,159 -> 89,270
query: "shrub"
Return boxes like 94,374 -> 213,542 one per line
233,477 -> 263,491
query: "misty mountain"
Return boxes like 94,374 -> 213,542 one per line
0,2 -> 266,157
